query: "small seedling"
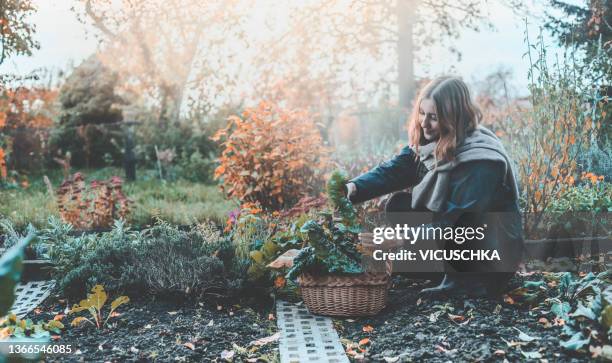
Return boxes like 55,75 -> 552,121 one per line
68,285 -> 129,329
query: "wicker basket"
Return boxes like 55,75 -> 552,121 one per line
298,260 -> 392,317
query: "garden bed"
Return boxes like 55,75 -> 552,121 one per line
26,295 -> 279,362
335,274 -> 597,362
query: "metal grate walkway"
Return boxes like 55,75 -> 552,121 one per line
277,300 -> 349,363
10,280 -> 56,318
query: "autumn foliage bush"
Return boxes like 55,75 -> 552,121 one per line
0,87 -> 57,173
212,101 -> 330,210
57,172 -> 131,229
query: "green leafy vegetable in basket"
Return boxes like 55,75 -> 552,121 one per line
286,171 -> 364,280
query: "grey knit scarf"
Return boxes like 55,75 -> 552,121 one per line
411,125 -> 520,212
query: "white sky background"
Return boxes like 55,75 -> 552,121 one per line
0,0 -> 564,96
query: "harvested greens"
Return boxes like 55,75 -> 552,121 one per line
286,171 -> 364,280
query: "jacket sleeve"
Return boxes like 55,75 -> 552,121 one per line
349,146 -> 420,204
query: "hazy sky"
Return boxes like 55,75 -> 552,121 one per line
0,0 -> 562,95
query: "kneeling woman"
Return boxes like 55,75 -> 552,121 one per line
346,76 -> 524,297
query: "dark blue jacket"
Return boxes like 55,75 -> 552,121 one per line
350,146 -> 524,273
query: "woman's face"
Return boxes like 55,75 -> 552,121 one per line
419,98 -> 440,141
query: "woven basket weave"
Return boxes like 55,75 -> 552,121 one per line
298,261 -> 392,317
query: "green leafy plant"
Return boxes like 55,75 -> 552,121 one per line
285,170 -> 364,280
68,285 -> 129,329
129,220 -> 237,298
508,271 -> 612,355
0,313 -> 63,340
546,179 -> 611,238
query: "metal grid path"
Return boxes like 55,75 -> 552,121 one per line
277,300 -> 349,363
10,280 -> 56,318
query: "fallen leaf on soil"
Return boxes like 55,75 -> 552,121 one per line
267,249 -> 300,269
220,350 -> 235,360
538,317 -> 551,328
590,345 -> 602,358
493,304 -> 502,314
514,327 -> 539,342
53,314 -> 64,321
448,313 -> 465,322
183,342 -> 195,350
429,311 -> 443,323
520,350 -> 542,359
359,338 -> 370,346
553,317 -> 565,326
502,338 -> 528,348
71,317 -> 88,327
274,276 -> 286,288
249,332 -> 280,346
362,325 -> 374,333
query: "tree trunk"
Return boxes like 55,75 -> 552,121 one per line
397,0 -> 417,111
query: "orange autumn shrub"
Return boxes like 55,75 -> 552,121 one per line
57,173 -> 131,229
0,87 -> 58,172
212,101 -> 330,211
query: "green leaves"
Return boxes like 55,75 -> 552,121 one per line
550,300 -> 571,320
0,232 -> 35,316
560,332 -> 590,351
326,170 -> 358,228
0,313 -> 63,340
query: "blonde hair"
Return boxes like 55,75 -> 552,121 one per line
408,76 -> 482,163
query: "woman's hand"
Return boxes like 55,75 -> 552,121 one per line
345,182 -> 357,199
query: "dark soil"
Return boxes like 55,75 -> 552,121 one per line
22,272 -> 602,362
334,274 -> 590,362
26,295 -> 279,362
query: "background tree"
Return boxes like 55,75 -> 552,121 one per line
0,0 -> 38,65
240,0 -> 526,148
545,0 -> 611,178
49,55 -> 124,169
75,0 -> 244,127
